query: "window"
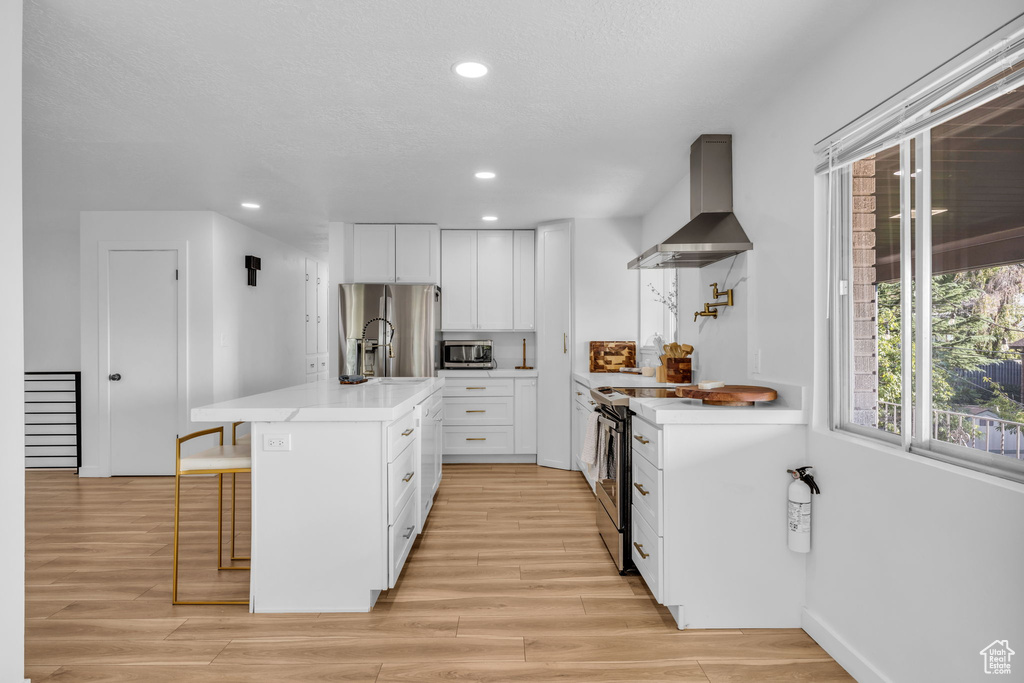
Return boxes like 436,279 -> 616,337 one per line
822,14 -> 1024,482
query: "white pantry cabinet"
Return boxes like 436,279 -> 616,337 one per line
440,229 -> 534,331
351,224 -> 440,284
535,221 -> 572,469
305,258 -> 329,380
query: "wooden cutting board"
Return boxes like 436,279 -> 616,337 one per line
675,384 -> 777,406
589,341 -> 637,373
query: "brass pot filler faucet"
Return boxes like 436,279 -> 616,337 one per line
694,282 -> 734,322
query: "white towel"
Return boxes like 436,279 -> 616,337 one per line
596,420 -> 610,479
581,410 -> 601,466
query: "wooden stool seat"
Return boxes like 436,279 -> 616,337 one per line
234,433 -> 251,447
178,445 -> 251,473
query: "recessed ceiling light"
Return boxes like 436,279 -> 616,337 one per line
482,216 -> 498,221
475,171 -> 496,179
454,62 -> 488,78
241,202 -> 260,209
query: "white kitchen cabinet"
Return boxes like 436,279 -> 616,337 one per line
439,373 -> 537,461
514,377 -> 537,454
419,392 -> 443,525
628,413 -> 807,629
440,230 -> 478,330
513,230 -> 536,330
352,224 -> 396,283
440,229 -> 534,331
536,221 -> 573,469
571,381 -> 597,491
316,261 -> 329,355
350,224 -> 440,284
395,224 -> 441,283
476,230 -> 514,329
305,258 -> 318,355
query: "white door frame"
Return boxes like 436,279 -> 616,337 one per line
96,240 -> 188,476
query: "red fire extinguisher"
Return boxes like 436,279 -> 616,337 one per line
787,467 -> 820,553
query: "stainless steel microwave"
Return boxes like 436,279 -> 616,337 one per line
441,340 -> 495,369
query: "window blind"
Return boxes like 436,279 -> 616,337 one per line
814,13 -> 1024,174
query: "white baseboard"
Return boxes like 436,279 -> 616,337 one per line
802,607 -> 889,683
76,465 -> 107,478
442,453 -> 537,464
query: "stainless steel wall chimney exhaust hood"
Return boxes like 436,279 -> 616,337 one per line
629,134 -> 752,269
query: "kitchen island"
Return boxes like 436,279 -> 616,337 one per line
572,372 -> 809,630
192,376 -> 445,613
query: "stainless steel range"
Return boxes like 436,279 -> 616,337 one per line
589,386 -> 636,573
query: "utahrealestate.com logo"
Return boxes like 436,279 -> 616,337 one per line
980,640 -> 1014,675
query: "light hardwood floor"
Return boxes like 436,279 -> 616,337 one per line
25,465 -> 852,682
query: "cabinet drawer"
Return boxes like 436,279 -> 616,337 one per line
305,354 -> 318,375
443,425 -> 514,454
443,378 -> 514,397
630,416 -> 662,468
317,354 -> 328,374
388,439 -> 418,524
631,506 -> 663,603
631,451 -> 663,536
574,384 -> 598,411
388,493 -> 418,587
443,396 -> 514,425
387,410 -> 417,462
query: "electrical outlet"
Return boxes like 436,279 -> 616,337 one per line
753,349 -> 762,374
263,434 -> 291,451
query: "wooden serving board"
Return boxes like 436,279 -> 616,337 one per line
675,384 -> 777,406
589,341 -> 636,373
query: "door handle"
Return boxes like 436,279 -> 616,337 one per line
108,373 -> 121,382
563,333 -> 567,353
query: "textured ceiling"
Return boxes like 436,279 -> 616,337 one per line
23,0 -> 879,255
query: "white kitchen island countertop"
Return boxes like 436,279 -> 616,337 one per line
573,371 -> 807,425
191,376 -> 445,423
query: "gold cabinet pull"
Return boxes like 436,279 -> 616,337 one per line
402,428 -> 414,436
402,472 -> 415,482
466,437 -> 487,441
563,333 -> 567,353
634,434 -> 650,445
633,482 -> 649,496
633,542 -> 650,559
402,526 -> 415,539
466,387 -> 486,390
576,391 -> 583,396
588,400 -> 596,406
465,410 -> 486,413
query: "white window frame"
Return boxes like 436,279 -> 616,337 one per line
822,12 -> 1024,484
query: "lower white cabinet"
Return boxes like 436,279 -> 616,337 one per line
440,374 -> 538,459
419,393 -> 443,524
571,380 -> 597,491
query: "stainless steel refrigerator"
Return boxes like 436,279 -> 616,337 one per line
338,284 -> 440,377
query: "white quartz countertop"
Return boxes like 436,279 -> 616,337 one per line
572,372 -> 808,425
439,368 -> 538,378
192,377 -> 445,423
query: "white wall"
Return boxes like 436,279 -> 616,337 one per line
211,213 -> 307,401
1,0 -> 25,678
23,207 -> 80,371
708,2 -> 1024,681
572,217 -> 643,373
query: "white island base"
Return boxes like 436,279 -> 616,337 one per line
192,377 -> 444,613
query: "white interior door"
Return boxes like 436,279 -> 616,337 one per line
107,250 -> 179,475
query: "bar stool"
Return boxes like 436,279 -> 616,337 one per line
229,422 -> 251,562
172,426 -> 251,605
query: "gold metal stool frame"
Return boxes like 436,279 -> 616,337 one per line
172,426 -> 251,605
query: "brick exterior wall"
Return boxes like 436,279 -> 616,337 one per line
852,157 -> 878,426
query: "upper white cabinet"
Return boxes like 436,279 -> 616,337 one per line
440,230 -> 478,330
513,230 -> 536,330
476,230 -> 514,329
351,224 -> 439,284
440,229 -> 535,331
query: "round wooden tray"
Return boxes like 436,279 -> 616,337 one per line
675,384 -> 777,406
